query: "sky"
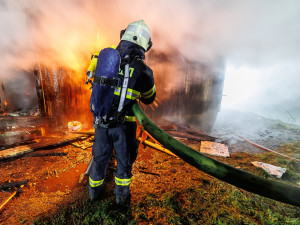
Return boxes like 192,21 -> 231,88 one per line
0,0 -> 299,123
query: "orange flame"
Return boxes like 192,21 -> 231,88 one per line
4,100 -> 8,106
68,121 -> 82,131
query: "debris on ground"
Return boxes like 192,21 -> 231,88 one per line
200,141 -> 230,157
235,133 -> 300,162
0,185 -> 24,212
0,133 -> 89,160
0,117 -> 300,224
0,180 -> 28,190
71,141 -> 93,150
251,161 -> 287,178
67,121 -> 82,132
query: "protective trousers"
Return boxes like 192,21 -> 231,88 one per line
89,123 -> 138,200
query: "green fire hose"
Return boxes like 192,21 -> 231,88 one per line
132,102 -> 300,207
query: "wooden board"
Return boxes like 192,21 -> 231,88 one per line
0,116 -> 56,128
0,129 -> 42,147
200,141 -> 230,157
0,134 -> 88,160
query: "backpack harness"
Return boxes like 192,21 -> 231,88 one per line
90,48 -> 131,128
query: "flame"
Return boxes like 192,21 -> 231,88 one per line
68,121 -> 82,131
4,100 -> 8,106
33,17 -> 114,82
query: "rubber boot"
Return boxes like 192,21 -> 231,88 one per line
89,184 -> 105,202
116,194 -> 131,206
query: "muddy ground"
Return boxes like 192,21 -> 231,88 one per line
0,135 -> 93,224
0,110 -> 300,224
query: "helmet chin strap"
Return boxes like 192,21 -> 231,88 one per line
146,38 -> 152,52
120,29 -> 126,39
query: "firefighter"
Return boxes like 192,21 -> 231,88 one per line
87,20 -> 156,205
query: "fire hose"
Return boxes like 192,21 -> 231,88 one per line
132,101 -> 300,207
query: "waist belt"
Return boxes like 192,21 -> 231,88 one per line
94,76 -> 121,88
94,116 -> 136,128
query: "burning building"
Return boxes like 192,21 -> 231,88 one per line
3,56 -> 225,131
0,49 -> 225,135
0,1 -> 226,148
33,64 -> 92,129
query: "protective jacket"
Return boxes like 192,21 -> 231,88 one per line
88,41 -> 155,126
88,40 -> 156,201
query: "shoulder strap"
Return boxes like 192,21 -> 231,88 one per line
117,55 -> 130,112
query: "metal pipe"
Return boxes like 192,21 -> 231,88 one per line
132,101 -> 300,207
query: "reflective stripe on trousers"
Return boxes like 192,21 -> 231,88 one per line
115,176 -> 132,186
89,177 -> 104,187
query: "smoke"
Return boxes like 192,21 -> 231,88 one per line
0,0 -> 299,122
1,0 -> 298,69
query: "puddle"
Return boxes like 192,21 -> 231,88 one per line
38,163 -> 87,192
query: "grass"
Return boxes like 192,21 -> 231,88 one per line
271,122 -> 300,132
33,181 -> 300,225
33,140 -> 300,225
33,196 -> 137,225
255,140 -> 300,184
133,184 -> 300,225
34,182 -> 300,224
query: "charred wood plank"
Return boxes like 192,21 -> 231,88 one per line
0,184 -> 25,212
160,125 -> 216,142
0,180 -> 28,190
0,134 -> 87,160
175,128 -> 216,142
134,165 -> 160,176
0,117 -> 56,129
0,129 -> 42,148
0,130 -> 42,138
26,152 -> 67,157
165,131 -> 204,142
66,131 -> 94,135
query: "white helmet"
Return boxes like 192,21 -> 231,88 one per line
121,20 -> 152,51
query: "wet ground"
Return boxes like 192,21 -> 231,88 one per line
0,137 -> 92,224
0,110 -> 300,224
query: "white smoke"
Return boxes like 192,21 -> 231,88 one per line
1,0 -> 298,68
0,0 -> 299,122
